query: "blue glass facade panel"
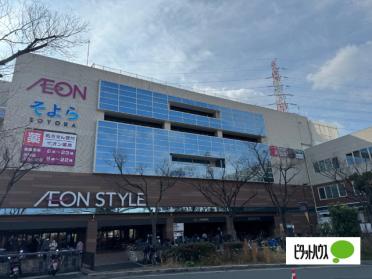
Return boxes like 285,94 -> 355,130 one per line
98,81 -> 266,136
95,120 -> 269,179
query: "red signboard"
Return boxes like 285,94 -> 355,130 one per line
22,129 -> 77,166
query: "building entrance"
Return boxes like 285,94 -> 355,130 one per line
0,228 -> 85,253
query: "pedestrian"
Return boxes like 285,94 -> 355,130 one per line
49,239 -> 58,251
202,232 -> 208,241
41,238 -> 50,252
76,240 -> 84,253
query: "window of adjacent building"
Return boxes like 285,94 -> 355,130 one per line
346,153 -> 354,165
319,160 -> 326,172
360,148 -> 370,161
338,184 -> 347,197
324,159 -> 332,170
353,150 -> 363,164
318,183 -> 347,200
352,181 -> 363,196
313,157 -> 339,173
313,162 -> 320,173
318,187 -> 326,200
346,146 -> 372,165
332,157 -> 340,169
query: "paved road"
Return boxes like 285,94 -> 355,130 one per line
95,265 -> 372,279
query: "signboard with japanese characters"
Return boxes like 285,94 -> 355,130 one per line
269,145 -> 305,160
29,100 -> 79,129
22,129 -> 77,166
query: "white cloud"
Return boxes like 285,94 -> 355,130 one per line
307,41 -> 372,90
193,86 -> 268,106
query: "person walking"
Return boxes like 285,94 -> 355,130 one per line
76,240 -> 84,253
49,239 -> 58,251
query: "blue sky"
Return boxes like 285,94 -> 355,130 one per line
43,0 -> 372,135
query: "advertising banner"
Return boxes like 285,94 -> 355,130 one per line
21,129 -> 77,166
286,237 -> 360,265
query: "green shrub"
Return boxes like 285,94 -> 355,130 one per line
185,261 -> 195,267
329,205 -> 361,237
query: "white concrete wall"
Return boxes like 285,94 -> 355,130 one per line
0,81 -> 10,107
304,127 -> 372,185
308,121 -> 339,145
3,54 -> 339,175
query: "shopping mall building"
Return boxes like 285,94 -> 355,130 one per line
0,54 -> 345,267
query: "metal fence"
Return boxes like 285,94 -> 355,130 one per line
0,250 -> 82,277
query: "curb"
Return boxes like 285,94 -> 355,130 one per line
24,271 -> 82,279
85,263 -> 289,277
85,261 -> 372,278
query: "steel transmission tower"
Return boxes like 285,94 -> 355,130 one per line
271,59 -> 288,112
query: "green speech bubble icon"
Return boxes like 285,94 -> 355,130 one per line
331,240 -> 354,263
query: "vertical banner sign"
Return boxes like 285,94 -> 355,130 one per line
22,129 -> 77,166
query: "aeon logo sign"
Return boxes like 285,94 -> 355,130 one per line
27,78 -> 87,100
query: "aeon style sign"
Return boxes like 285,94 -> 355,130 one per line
33,191 -> 146,208
27,78 -> 87,100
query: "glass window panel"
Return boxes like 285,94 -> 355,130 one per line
338,184 -> 347,197
119,107 -> 137,114
318,160 -> 326,172
99,103 -> 118,111
313,162 -> 320,173
346,153 -> 354,165
361,148 -> 370,161
137,99 -> 152,106
100,86 -> 118,93
330,185 -> 339,198
100,91 -> 118,99
119,85 -> 136,92
100,97 -> 118,105
119,95 -> 137,103
324,186 -> 332,199
324,159 -> 332,171
101,81 -> 118,89
97,138 -> 116,146
332,157 -> 340,169
353,150 -> 362,164
153,106 -> 168,113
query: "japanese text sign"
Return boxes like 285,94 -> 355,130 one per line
22,129 -> 77,166
286,237 -> 360,265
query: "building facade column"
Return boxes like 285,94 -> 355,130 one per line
164,215 -> 174,241
84,217 -> 98,270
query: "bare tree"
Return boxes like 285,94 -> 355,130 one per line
316,158 -> 372,223
0,0 -> 87,205
189,158 -> 258,241
0,134 -> 42,207
0,0 -> 87,74
113,152 -> 185,245
251,145 -> 301,237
